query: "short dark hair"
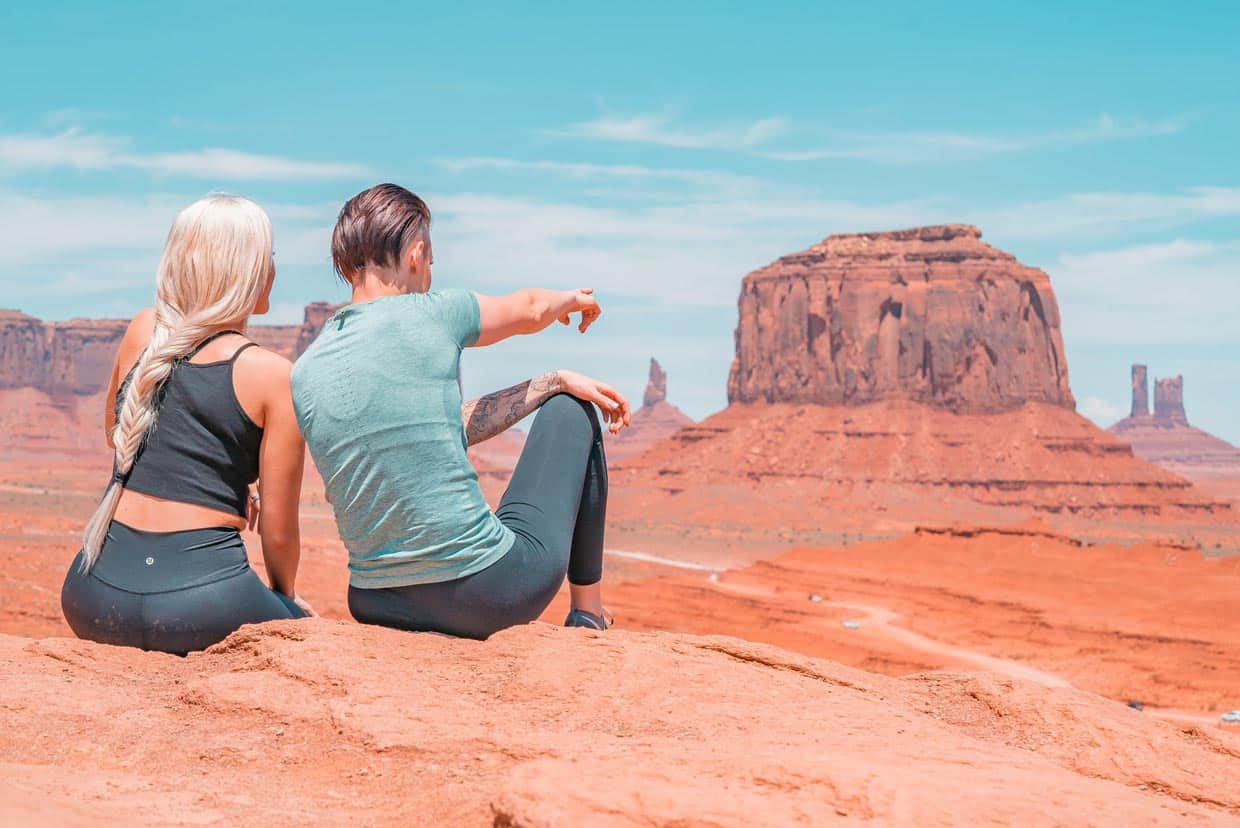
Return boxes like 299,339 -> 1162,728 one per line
331,183 -> 431,282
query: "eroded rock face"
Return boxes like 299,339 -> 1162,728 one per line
726,225 -> 1075,413
0,303 -> 339,398
0,311 -> 125,396
1153,376 -> 1187,424
1131,364 -> 1149,417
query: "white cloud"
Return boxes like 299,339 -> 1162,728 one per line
436,156 -> 755,189
1054,238 -> 1240,345
760,115 -> 1186,165
428,191 -> 940,306
552,113 -> 786,150
0,128 -> 370,180
983,187 -> 1240,240
1079,396 -> 1126,426
0,192 -> 180,268
550,112 -> 1183,163
0,190 -> 340,308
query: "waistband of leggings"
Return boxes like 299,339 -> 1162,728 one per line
83,520 -> 250,595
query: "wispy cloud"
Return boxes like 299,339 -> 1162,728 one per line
761,115 -> 1186,164
0,128 -> 370,180
763,114 -> 1180,163
550,112 -> 1183,163
1054,238 -> 1240,345
551,113 -> 786,150
1079,396 -> 1126,427
428,191 -> 939,306
982,186 -> 1240,240
435,156 -> 761,193
0,190 -> 337,277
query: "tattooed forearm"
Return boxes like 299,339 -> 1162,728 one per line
461,371 -> 562,446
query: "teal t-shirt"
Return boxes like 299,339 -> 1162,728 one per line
290,289 -> 515,589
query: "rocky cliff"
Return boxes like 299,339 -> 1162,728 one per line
607,358 -> 695,463
0,303 -> 340,399
0,311 -> 125,397
727,225 -> 1074,413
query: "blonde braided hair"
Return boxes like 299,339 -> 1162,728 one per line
81,194 -> 273,570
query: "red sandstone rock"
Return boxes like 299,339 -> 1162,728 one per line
1112,368 -> 1240,505
1154,376 -> 1188,424
1131,364 -> 1149,417
0,303 -> 339,427
1,621 -> 1237,824
611,227 -> 1234,548
643,357 -> 668,407
607,358 -> 694,464
726,224 -> 1075,413
248,302 -> 344,361
0,311 -> 125,397
611,400 -> 1234,550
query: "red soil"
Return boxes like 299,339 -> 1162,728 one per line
593,524 -> 1240,716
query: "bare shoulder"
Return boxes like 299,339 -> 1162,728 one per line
235,344 -> 293,386
232,345 -> 295,426
127,307 -> 156,335
116,308 -> 157,370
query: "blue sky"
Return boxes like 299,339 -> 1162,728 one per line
2,1 -> 1238,440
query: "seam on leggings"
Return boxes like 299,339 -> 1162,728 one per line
86,566 -> 254,597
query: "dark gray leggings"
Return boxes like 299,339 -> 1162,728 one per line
348,393 -> 607,639
61,521 -> 305,655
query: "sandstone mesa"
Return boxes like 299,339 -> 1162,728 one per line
726,225 -> 1073,413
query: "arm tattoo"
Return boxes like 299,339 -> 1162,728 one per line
461,371 -> 562,446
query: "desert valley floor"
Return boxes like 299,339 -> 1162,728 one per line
1,447 -> 1239,825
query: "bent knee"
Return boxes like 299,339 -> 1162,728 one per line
538,393 -> 601,437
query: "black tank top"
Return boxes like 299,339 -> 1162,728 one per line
114,331 -> 263,517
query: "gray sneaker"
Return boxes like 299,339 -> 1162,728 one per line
564,607 -> 613,630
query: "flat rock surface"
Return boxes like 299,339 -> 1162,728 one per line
2,621 -> 1238,826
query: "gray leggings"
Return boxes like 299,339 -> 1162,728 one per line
61,521 -> 305,655
348,393 -> 607,639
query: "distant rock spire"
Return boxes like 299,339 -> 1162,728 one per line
643,358 -> 668,408
1130,364 -> 1149,418
1153,376 -> 1188,424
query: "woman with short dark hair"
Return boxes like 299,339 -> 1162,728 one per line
293,182 -> 629,639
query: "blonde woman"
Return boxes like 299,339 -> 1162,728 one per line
61,194 -> 311,655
